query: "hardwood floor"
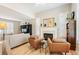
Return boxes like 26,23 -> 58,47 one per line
11,43 -> 79,55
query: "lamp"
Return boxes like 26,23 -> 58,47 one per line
0,21 -> 7,55
0,22 -> 6,29
0,21 -> 6,40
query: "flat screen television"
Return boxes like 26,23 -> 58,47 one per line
21,25 -> 28,33
22,29 -> 27,33
20,24 -> 32,35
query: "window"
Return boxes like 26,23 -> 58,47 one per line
0,21 -> 14,34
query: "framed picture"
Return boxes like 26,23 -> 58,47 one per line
43,17 -> 55,27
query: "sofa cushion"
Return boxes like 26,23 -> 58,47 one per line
53,38 -> 67,43
30,35 -> 39,39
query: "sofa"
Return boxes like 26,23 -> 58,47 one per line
5,33 -> 30,48
48,38 -> 70,55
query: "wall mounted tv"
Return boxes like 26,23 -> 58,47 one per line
20,24 -> 32,35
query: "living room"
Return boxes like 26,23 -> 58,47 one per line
0,3 -> 79,55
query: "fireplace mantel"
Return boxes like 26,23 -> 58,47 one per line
40,27 -> 57,38
42,27 -> 56,32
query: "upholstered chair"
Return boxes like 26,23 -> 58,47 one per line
29,36 -> 41,49
48,38 -> 70,55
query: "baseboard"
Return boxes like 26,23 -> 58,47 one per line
11,42 -> 28,49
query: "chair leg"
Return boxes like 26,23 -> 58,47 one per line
35,48 -> 37,50
50,52 -> 52,54
65,52 -> 66,55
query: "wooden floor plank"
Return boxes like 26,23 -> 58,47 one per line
11,43 -> 79,55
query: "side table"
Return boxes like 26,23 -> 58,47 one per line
40,39 -> 48,54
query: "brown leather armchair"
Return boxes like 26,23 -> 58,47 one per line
48,38 -> 70,55
29,36 -> 41,49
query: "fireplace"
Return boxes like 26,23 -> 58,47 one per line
44,33 -> 53,40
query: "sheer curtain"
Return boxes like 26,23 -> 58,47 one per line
0,21 -> 14,34
5,22 -> 14,34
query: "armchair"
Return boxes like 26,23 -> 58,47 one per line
29,36 -> 41,49
48,38 -> 70,55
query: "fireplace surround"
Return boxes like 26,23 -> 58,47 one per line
44,33 -> 53,40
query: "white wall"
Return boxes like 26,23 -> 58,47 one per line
36,4 -> 71,19
35,17 -> 41,36
0,4 -> 35,19
58,13 -> 67,38
76,4 -> 79,44
36,4 -> 71,38
0,5 -> 31,21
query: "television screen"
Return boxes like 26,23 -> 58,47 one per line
22,29 -> 27,33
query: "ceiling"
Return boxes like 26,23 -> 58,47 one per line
0,3 -> 67,20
